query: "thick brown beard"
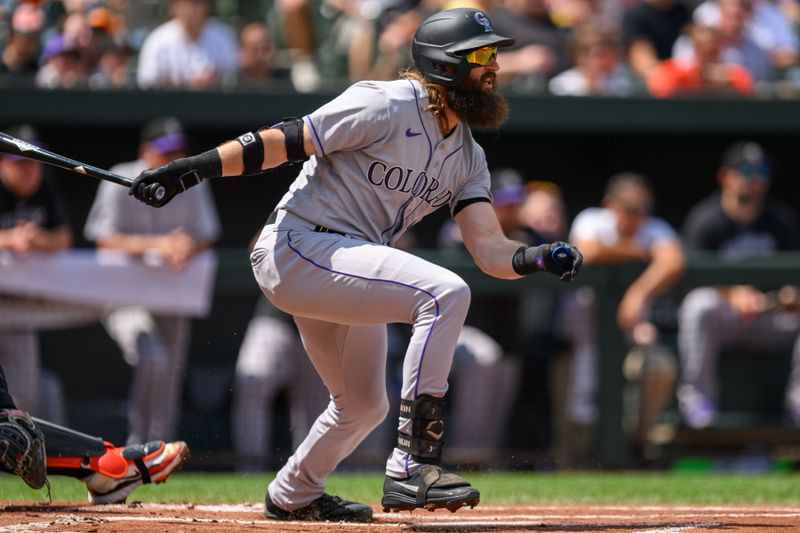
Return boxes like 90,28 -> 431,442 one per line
445,73 -> 509,130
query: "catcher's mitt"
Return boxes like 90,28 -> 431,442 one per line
0,409 -> 47,489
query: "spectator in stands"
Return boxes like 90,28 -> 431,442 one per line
514,180 -> 584,465
274,0 -> 322,92
347,5 -> 424,82
0,3 -> 44,79
88,37 -> 133,89
519,180 -> 568,248
622,0 -> 691,82
677,141 -> 800,428
490,0 -> 570,90
648,22 -> 754,97
237,21 -> 288,88
84,117 -> 221,444
548,0 -> 629,33
548,25 -> 635,96
685,0 -> 798,84
35,33 -> 85,88
562,173 -> 685,431
136,0 -> 238,90
0,124 -> 72,415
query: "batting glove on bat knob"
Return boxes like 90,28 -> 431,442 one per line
512,241 -> 583,282
0,409 -> 47,490
129,158 -> 202,208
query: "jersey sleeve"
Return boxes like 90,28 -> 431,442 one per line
448,143 -> 491,217
304,81 -> 391,157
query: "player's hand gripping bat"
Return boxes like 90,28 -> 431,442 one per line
0,130 -> 165,201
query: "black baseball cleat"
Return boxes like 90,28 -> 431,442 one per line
265,492 -> 373,522
382,464 -> 480,512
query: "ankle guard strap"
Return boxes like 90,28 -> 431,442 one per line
397,394 -> 446,464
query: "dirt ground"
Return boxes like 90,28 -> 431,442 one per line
0,503 -> 798,532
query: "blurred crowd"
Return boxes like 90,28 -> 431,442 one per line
2,0 -> 800,96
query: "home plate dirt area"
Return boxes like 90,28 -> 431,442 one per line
0,503 -> 798,532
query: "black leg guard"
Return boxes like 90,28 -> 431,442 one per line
397,394 -> 446,464
32,417 -> 106,458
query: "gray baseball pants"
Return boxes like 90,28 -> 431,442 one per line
252,214 -> 470,510
678,287 -> 800,411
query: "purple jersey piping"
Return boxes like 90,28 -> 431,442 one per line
378,81 -> 434,244
439,144 -> 464,175
285,230 -> 439,477
304,115 -> 325,157
408,80 -> 433,172
380,196 -> 414,245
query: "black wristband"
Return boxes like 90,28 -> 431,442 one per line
512,245 -> 548,276
512,246 -> 531,276
188,148 -> 223,180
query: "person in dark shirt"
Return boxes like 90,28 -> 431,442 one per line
677,141 -> 800,428
622,0 -> 691,81
0,124 -> 71,254
0,124 -> 73,421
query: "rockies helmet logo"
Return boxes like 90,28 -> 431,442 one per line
474,12 -> 493,32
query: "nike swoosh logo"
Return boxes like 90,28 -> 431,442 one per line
405,128 -> 422,137
393,481 -> 419,493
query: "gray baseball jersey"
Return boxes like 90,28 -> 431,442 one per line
254,79 -> 495,510
275,79 -> 491,246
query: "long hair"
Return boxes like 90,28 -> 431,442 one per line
400,67 -> 451,134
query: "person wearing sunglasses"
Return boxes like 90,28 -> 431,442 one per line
678,141 -> 800,430
127,7 -> 583,521
563,173 -> 685,438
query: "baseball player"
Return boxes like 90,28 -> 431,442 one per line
129,8 -> 583,521
0,364 -> 189,504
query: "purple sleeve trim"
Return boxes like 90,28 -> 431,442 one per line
304,115 -> 325,157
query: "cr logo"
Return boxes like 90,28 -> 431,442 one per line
474,12 -> 493,32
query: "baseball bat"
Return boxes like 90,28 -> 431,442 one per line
0,131 -> 165,201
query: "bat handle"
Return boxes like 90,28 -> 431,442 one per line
551,245 -> 572,267
154,185 -> 166,202
140,183 -> 166,203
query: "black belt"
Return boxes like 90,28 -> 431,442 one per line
266,210 -> 345,237
313,225 -> 346,236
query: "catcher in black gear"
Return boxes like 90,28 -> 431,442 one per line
0,366 -> 47,490
0,365 -> 189,503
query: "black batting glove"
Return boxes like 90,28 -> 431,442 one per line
129,158 -> 201,208
512,241 -> 583,282
129,149 -> 222,208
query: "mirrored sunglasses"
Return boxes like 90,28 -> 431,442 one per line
463,46 -> 498,66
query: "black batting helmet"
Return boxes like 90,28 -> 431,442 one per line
412,8 -> 514,88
